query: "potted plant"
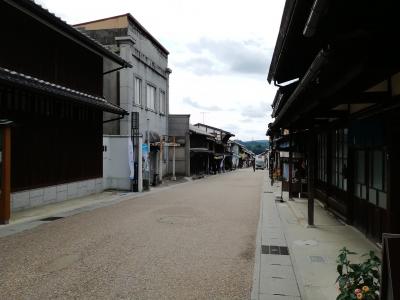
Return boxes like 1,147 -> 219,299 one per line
336,247 -> 381,300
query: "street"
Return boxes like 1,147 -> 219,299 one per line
0,169 -> 263,299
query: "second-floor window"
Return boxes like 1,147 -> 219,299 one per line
134,77 -> 142,105
146,84 -> 156,111
159,91 -> 166,114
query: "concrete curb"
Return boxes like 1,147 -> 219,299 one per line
251,173 -> 302,300
251,182 -> 264,300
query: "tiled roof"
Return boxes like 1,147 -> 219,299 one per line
0,67 -> 127,115
8,0 -> 131,68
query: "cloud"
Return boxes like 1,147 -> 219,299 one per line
241,102 -> 272,119
182,97 -> 224,111
178,38 -> 272,76
223,124 -> 239,134
175,57 -> 222,76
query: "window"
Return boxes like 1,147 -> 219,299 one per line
146,84 -> 156,111
354,150 -> 366,199
369,150 -> 387,209
159,91 -> 166,114
331,129 -> 348,191
134,78 -> 142,105
317,134 -> 327,182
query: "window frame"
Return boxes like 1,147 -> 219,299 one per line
368,149 -> 387,209
331,128 -> 348,191
134,76 -> 142,106
146,83 -> 156,112
159,90 -> 166,115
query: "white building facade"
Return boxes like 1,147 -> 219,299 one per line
76,14 -> 171,191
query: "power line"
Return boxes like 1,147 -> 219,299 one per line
200,111 -> 209,124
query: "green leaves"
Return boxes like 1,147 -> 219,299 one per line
335,247 -> 381,300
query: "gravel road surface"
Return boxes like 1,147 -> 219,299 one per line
0,168 -> 263,299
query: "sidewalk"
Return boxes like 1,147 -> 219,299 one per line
0,176 -> 190,238
252,174 -> 380,300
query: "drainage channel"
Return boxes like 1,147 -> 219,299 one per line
261,245 -> 289,255
39,216 -> 64,222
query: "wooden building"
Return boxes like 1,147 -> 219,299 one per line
192,124 -> 234,174
0,0 -> 129,223
268,0 -> 400,243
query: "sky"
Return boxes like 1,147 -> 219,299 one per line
37,0 -> 285,141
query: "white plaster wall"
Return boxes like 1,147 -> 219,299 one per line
103,135 -> 131,191
11,178 -> 103,212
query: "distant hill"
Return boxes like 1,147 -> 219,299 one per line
235,140 -> 269,155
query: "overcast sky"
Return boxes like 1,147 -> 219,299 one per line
37,0 -> 284,141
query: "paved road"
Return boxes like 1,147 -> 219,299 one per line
0,169 -> 263,299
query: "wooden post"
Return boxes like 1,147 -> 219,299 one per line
137,136 -> 143,192
308,128 -> 315,227
288,130 -> 293,199
159,136 -> 163,183
0,127 -> 11,224
380,233 -> 400,300
172,136 -> 176,181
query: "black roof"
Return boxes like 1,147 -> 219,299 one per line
0,67 -> 127,115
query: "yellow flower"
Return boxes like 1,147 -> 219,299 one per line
356,293 -> 363,299
362,286 -> 369,292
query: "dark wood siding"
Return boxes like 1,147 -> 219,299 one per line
0,1 -> 103,96
0,85 -> 102,192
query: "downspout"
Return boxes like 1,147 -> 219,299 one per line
103,114 -> 125,123
103,65 -> 126,75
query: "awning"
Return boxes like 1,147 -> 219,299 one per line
0,67 -> 127,115
146,131 -> 161,143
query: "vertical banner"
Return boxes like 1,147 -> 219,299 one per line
128,138 -> 134,179
142,143 -> 149,176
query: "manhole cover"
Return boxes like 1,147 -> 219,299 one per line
40,216 -> 64,222
309,256 -> 326,263
293,240 -> 318,246
157,215 -> 196,225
